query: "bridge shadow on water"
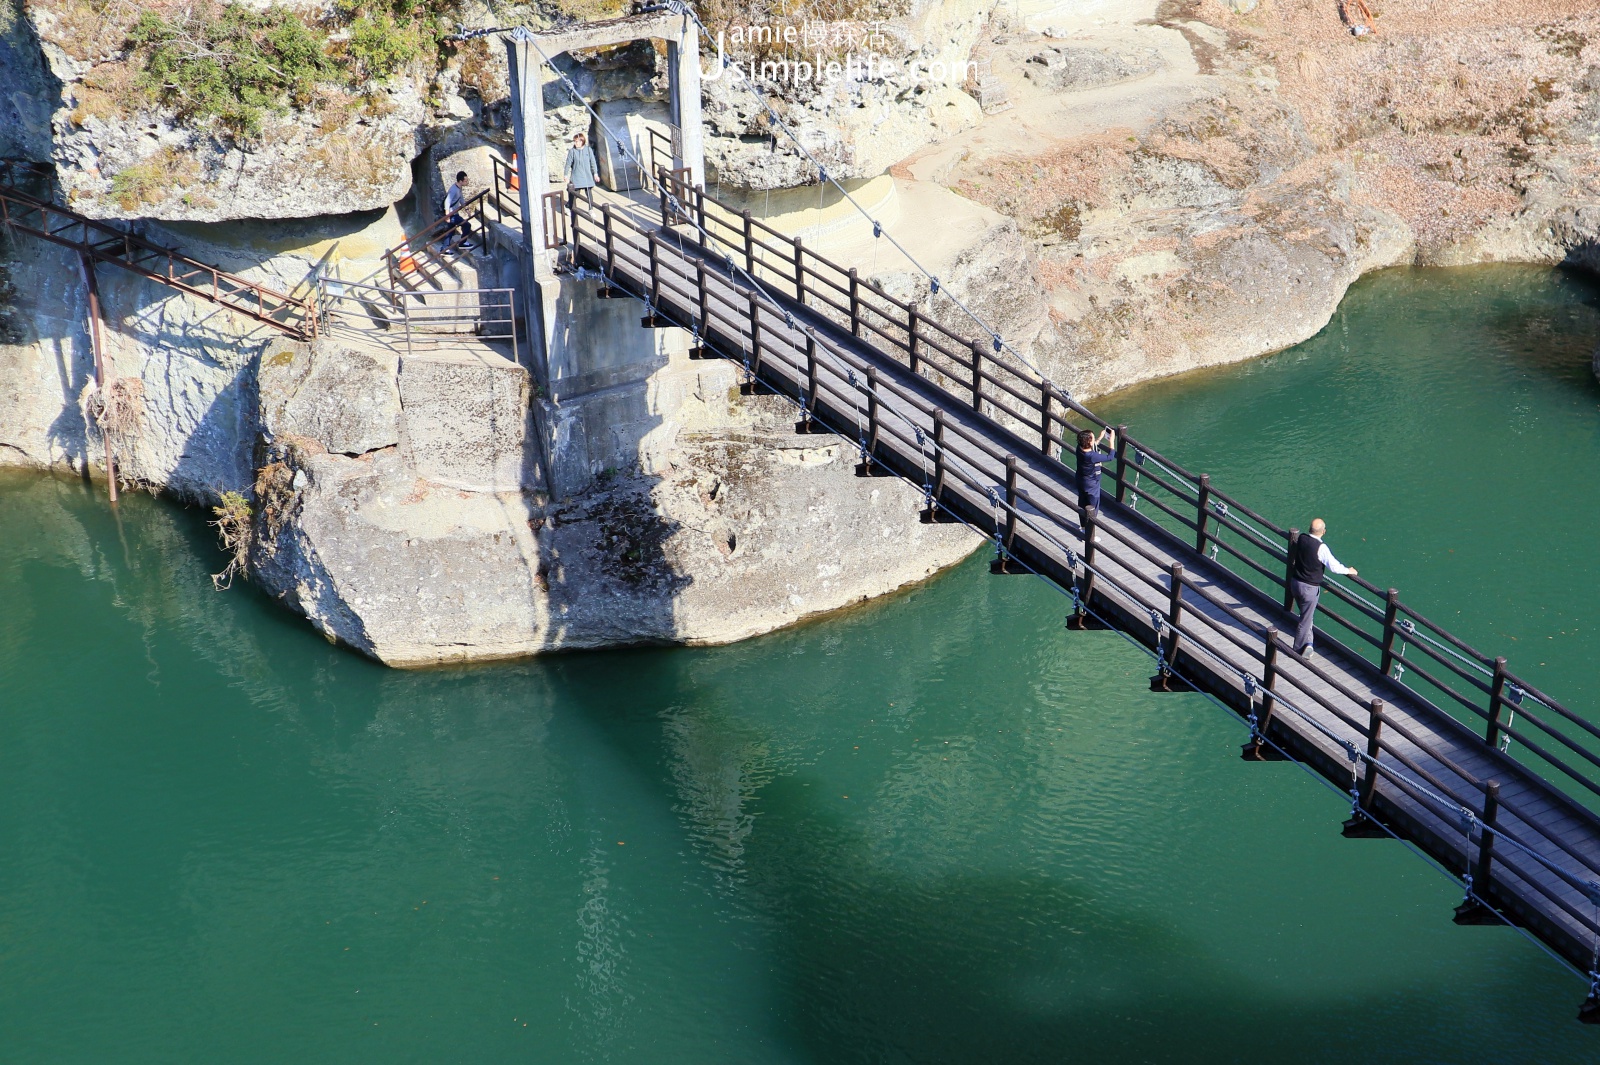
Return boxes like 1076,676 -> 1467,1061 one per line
546,616 -> 1590,1065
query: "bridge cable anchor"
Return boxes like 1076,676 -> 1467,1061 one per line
1148,607 -> 1184,692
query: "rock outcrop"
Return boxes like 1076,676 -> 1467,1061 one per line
250,339 -> 976,666
930,0 -> 1600,397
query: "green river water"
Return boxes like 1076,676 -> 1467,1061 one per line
3,265 -> 1599,1063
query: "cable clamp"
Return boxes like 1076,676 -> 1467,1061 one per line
1243,674 -> 1257,698
930,277 -> 940,295
1507,684 -> 1525,706
1212,500 -> 1229,517
1397,619 -> 1416,636
1342,740 -> 1359,763
872,221 -> 882,239
1134,449 -> 1146,468
992,334 -> 1003,353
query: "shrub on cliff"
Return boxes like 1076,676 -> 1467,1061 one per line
345,13 -> 422,81
126,5 -> 331,135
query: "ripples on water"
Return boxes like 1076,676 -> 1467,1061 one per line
2,266 -> 1598,1063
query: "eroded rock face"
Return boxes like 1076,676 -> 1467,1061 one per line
259,339 -> 400,457
0,205 -> 412,501
702,0 -> 993,189
942,1 -> 1600,397
1024,46 -> 1163,92
52,86 -> 427,223
249,340 -> 977,666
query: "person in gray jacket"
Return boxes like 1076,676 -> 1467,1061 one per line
564,132 -> 598,204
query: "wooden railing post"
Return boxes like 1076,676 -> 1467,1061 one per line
1283,529 -> 1299,610
1243,627 -> 1282,760
1486,657 -> 1509,748
792,235 -> 805,300
1477,780 -> 1503,881
695,259 -> 710,339
602,206 -> 616,274
741,209 -> 755,276
989,456 -> 1020,573
1039,385 -> 1053,455
848,268 -> 860,336
1455,781 -> 1503,924
1113,426 -> 1130,501
1343,699 -> 1386,837
907,307 -> 921,374
924,409 -> 947,522
1194,473 -> 1212,554
1379,588 -> 1401,675
1152,562 -> 1185,690
1003,455 -> 1018,550
647,233 -> 661,309
696,184 -> 708,235
802,334 -> 819,431
747,290 -> 762,384
969,340 -> 984,411
569,190 -> 582,254
864,367 -> 880,467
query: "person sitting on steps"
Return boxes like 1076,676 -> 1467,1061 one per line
1288,517 -> 1358,661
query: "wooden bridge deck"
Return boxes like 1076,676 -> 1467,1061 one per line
556,183 -> 1600,1001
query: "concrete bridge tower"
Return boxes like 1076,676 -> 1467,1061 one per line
500,13 -> 708,499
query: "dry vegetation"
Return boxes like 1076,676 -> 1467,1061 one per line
36,0 -> 462,139
107,147 -> 201,209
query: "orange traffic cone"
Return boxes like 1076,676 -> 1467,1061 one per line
509,153 -> 520,191
397,239 -> 417,273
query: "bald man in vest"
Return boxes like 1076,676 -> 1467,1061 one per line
1288,518 -> 1358,660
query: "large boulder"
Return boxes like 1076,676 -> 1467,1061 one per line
259,339 -> 401,456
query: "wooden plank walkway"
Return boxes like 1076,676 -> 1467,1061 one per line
555,186 -> 1600,1008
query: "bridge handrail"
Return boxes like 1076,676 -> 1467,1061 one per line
383,189 -> 491,289
315,274 -> 518,362
0,182 -> 317,339
588,179 -> 1600,849
489,155 -> 522,223
1017,480 -> 1600,919
582,188 -> 1600,921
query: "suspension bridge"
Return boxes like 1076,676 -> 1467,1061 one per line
5,7 -> 1600,1020
521,141 -> 1600,1017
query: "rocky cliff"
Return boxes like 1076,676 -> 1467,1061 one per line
919,0 -> 1600,397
